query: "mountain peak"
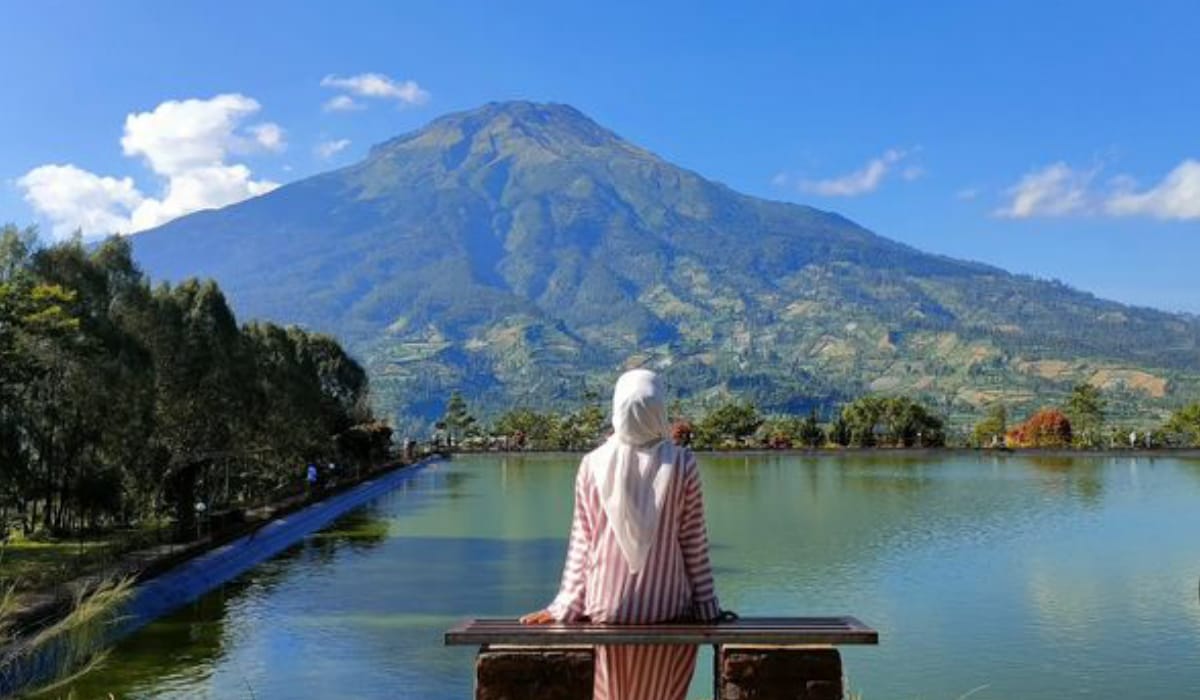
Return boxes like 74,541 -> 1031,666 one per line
367,100 -> 646,165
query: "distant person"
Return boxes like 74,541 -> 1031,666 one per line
306,463 -> 319,492
521,369 -> 721,699
1130,430 -> 1138,448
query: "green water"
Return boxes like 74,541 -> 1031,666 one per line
33,453 -> 1200,699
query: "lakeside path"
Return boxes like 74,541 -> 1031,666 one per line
0,456 -> 444,696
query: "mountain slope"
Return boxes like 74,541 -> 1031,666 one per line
130,101 -> 1200,428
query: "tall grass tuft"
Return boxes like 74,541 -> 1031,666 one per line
0,583 -> 17,643
29,577 -> 135,650
0,576 -> 134,697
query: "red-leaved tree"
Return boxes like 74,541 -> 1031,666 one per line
1006,408 -> 1073,448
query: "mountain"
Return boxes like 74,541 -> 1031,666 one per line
130,101 -> 1200,430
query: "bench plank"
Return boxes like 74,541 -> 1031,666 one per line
445,616 -> 878,647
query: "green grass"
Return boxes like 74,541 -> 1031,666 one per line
0,541 -> 119,593
0,522 -> 172,593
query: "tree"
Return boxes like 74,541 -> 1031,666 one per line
335,421 -> 394,469
239,323 -> 329,481
1065,383 -> 1106,448
493,408 -> 558,449
759,416 -> 802,449
841,396 -> 885,446
696,400 -> 763,448
553,404 -> 606,450
828,415 -> 851,447
972,403 -> 1007,448
799,408 -> 824,448
839,396 -> 944,447
441,392 -> 477,445
1163,403 -> 1200,446
755,410 -> 822,449
151,279 -> 251,534
1006,408 -> 1072,448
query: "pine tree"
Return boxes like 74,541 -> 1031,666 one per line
442,391 -> 476,445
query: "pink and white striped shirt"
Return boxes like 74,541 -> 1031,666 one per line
547,446 -> 720,624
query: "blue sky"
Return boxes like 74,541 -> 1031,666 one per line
2,0 -> 1198,311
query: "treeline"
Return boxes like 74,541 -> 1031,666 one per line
444,382 -> 1200,452
439,393 -> 946,451
973,382 -> 1200,448
0,225 -> 391,538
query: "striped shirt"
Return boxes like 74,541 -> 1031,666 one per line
547,447 -> 720,699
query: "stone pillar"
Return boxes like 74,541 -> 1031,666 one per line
475,645 -> 593,700
717,645 -> 843,700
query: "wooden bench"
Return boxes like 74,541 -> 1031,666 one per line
446,617 -> 879,699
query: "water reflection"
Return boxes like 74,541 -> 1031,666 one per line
34,504 -> 396,700
1018,456 -> 1103,504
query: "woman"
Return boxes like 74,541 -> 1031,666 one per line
520,369 -> 720,700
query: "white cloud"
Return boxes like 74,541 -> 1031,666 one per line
250,122 -> 286,151
320,72 -> 430,108
1106,159 -> 1200,220
128,166 -> 278,232
122,94 -> 262,175
956,187 -> 980,201
20,93 -> 283,238
323,95 -> 364,112
993,162 -> 1094,218
315,139 -> 351,159
17,165 -> 144,238
797,148 -> 909,197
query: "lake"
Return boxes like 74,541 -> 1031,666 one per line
33,452 -> 1200,699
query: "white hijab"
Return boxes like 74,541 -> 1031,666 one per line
590,369 -> 678,574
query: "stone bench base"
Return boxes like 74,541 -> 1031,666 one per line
475,644 -> 844,700
717,645 -> 843,700
476,645 -> 594,700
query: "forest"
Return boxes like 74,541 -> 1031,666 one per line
0,225 -> 390,541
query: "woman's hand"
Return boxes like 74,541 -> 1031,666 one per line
519,609 -> 555,625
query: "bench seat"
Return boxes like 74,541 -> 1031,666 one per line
445,615 -> 878,647
446,616 -> 877,699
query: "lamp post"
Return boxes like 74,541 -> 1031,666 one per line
194,501 -> 207,540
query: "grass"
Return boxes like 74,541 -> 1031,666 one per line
0,523 -> 173,593
0,541 -> 116,593
28,576 -> 136,651
0,583 -> 17,643
0,576 -> 134,698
